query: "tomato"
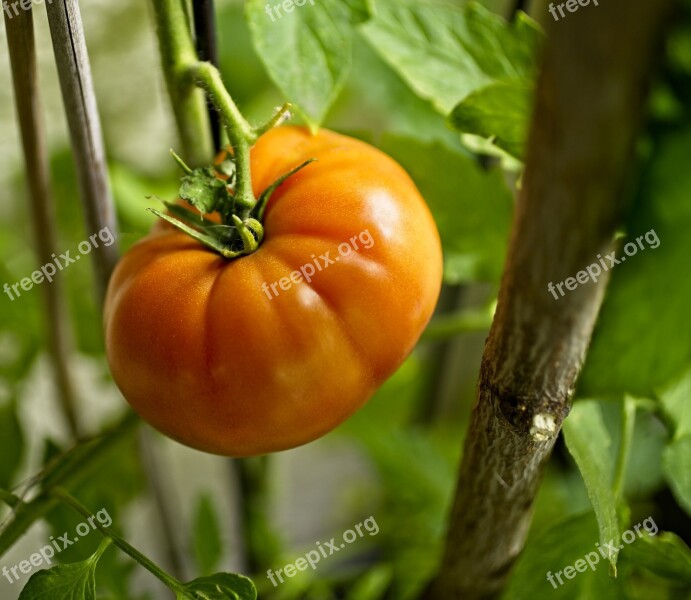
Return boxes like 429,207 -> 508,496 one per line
104,126 -> 442,456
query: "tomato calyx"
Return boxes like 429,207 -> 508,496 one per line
148,148 -> 314,259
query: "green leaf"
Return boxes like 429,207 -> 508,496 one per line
578,129 -> 691,397
361,1 -> 541,114
246,0 -> 372,126
345,564 -> 393,600
503,511 -> 627,599
658,368 -> 691,439
192,495 -> 223,577
563,401 -> 621,571
663,435 -> 691,516
177,573 -> 257,600
449,82 -> 533,160
18,539 -> 110,600
179,167 -> 231,216
378,135 -> 512,283
626,532 -> 691,583
42,424 -> 144,597
342,357 -> 457,598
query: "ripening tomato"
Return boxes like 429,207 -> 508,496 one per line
104,126 -> 442,456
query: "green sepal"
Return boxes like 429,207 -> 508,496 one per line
150,206 -> 265,259
251,158 -> 316,221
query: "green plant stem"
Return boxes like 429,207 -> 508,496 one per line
137,428 -> 185,579
255,102 -> 292,137
421,305 -> 495,342
613,396 -> 636,501
150,0 -> 213,167
52,488 -> 189,596
188,61 -> 257,212
0,489 -> 20,509
151,0 -> 299,233
0,411 -> 140,559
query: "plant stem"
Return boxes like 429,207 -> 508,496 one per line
232,457 -> 275,574
151,0 -> 213,167
423,0 -> 674,596
137,428 -> 185,579
0,489 -> 20,509
421,304 -> 494,342
0,412 -> 140,559
188,61 -> 257,211
52,488 -> 189,596
613,397 -> 636,501
255,103 -> 293,138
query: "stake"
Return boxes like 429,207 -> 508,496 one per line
45,0 -> 120,304
4,2 -> 81,439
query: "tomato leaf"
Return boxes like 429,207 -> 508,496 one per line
179,167 -> 232,216
177,573 -> 257,600
344,565 -> 393,600
663,436 -> 691,517
625,532 -> 691,583
361,1 -> 541,115
18,539 -> 110,600
563,401 -> 621,573
245,0 -> 372,126
658,368 -> 691,440
448,81 -> 534,160
504,511 -> 627,599
577,129 -> 691,397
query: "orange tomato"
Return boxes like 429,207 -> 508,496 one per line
104,127 -> 442,456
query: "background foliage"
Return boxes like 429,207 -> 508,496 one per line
0,0 -> 690,598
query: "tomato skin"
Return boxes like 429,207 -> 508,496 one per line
104,127 -> 442,456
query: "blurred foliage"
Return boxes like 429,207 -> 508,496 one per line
0,0 -> 690,598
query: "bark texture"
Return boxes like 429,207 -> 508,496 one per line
424,1 -> 675,597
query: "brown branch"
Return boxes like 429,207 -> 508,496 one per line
4,5 -> 81,439
424,1 -> 675,598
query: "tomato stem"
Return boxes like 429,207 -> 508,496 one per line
150,0 -> 213,167
421,303 -> 495,341
255,102 -> 293,137
52,488 -> 192,597
149,0 -> 308,259
186,61 -> 257,213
